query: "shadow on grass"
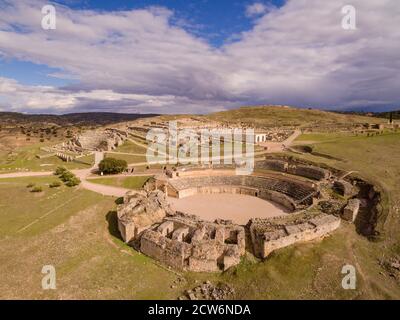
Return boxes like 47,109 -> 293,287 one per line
106,210 -> 123,241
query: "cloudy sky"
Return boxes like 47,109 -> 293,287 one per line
0,0 -> 399,114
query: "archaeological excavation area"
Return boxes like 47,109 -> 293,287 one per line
117,157 -> 381,273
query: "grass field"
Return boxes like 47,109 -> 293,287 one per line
88,176 -> 152,189
114,140 -> 147,154
104,153 -> 147,164
0,176 -> 184,299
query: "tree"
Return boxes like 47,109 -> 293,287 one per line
98,157 -> 128,174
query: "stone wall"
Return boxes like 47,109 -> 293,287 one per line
176,186 -> 258,199
287,165 -> 330,180
334,180 -> 356,197
249,213 -> 341,259
255,160 -> 288,172
117,190 -> 171,243
168,174 -> 316,209
343,199 -> 360,222
255,159 -> 330,181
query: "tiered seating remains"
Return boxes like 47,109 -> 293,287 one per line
168,175 -> 316,205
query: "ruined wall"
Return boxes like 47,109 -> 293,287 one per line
139,216 -> 245,272
255,160 -> 288,172
288,165 -> 330,181
256,159 -> 331,181
334,180 -> 356,197
343,199 -> 361,222
169,175 -> 316,202
117,190 -> 170,243
177,186 -> 258,199
249,214 -> 341,259
258,189 -> 296,212
60,128 -> 128,153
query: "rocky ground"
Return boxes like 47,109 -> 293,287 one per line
179,281 -> 235,300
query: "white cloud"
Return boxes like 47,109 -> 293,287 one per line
245,3 -> 270,17
0,0 -> 399,114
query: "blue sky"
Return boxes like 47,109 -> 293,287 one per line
57,0 -> 286,46
0,0 -> 399,114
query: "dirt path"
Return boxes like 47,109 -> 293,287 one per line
0,171 -> 53,178
259,129 -> 301,152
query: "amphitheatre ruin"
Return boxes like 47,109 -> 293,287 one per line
116,151 -> 379,272
33,116 -> 382,273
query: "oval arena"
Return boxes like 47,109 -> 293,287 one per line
116,159 -> 366,272
165,168 -> 317,224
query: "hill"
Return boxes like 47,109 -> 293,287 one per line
0,112 -> 159,127
206,105 -> 385,128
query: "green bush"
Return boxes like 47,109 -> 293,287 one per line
54,166 -> 67,175
31,186 -> 43,193
65,176 -> 81,187
54,168 -> 81,187
99,158 -> 128,174
26,183 -> 35,188
60,171 -> 74,182
49,181 -> 62,188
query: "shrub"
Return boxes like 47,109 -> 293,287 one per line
65,176 -> 81,187
54,166 -> 67,176
60,171 -> 74,182
31,186 -> 43,193
49,181 -> 61,188
98,157 -> 128,174
26,183 -> 35,188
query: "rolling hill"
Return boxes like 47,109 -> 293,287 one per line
206,105 -> 385,128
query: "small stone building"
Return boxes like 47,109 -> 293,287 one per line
342,199 -> 361,222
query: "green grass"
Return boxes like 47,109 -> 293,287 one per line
105,153 -> 147,164
0,175 -> 183,299
0,176 -> 98,237
114,140 -> 147,154
89,176 -> 152,189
